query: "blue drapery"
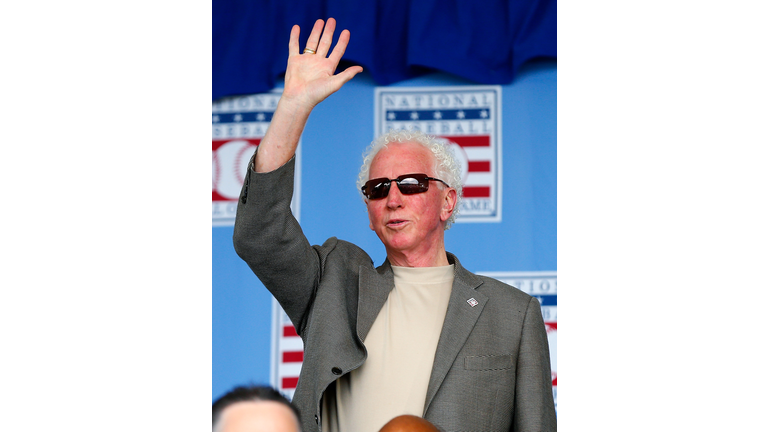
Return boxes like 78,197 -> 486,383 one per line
213,0 -> 556,101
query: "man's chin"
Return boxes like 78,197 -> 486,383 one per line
382,236 -> 417,254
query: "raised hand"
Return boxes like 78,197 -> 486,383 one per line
282,18 -> 363,110
254,18 -> 363,173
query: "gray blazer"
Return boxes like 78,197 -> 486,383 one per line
233,156 -> 556,432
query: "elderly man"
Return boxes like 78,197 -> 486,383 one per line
233,18 -> 556,432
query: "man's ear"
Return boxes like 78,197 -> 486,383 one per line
440,188 -> 457,222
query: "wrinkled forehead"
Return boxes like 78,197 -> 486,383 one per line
369,141 -> 436,179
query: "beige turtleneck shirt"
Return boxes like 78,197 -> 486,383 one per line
322,264 -> 454,432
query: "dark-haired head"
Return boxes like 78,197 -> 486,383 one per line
212,385 -> 300,432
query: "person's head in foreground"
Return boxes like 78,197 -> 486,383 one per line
212,385 -> 301,432
378,415 -> 442,432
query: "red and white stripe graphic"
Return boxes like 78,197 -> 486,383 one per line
437,135 -> 493,198
273,302 -> 305,400
545,322 -> 557,389
278,324 -> 303,393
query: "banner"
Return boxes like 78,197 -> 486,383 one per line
375,86 -> 503,222
212,91 -> 301,226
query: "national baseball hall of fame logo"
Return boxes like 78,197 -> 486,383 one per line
212,90 -> 301,226
375,86 -> 502,222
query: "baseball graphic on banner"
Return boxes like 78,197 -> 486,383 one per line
212,91 -> 290,226
212,150 -> 219,193
212,139 -> 257,200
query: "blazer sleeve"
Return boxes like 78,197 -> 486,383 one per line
512,296 -> 557,431
232,153 -> 324,335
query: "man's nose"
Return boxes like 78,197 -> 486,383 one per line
386,181 -> 404,208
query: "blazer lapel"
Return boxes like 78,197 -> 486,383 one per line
423,254 -> 487,414
357,262 -> 395,343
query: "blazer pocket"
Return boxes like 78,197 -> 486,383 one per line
464,354 -> 514,371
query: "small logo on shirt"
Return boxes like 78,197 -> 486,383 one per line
467,298 -> 479,307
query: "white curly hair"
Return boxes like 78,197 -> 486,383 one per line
357,129 -> 463,230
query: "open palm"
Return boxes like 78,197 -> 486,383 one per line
282,18 -> 363,108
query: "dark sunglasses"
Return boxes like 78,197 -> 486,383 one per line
361,173 -> 451,200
